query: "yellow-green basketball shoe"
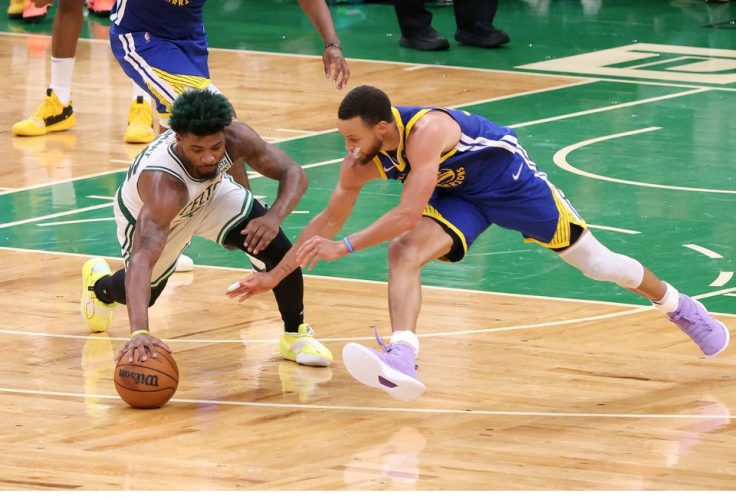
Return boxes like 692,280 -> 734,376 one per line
12,89 -> 75,136
80,257 -> 116,333
279,324 -> 333,367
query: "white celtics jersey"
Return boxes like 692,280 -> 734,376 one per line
117,129 -> 234,227
114,129 -> 254,286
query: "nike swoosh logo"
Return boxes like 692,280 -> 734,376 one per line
383,164 -> 396,173
512,164 -> 523,181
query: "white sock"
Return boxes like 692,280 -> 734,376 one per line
390,330 -> 419,355
50,57 -> 75,105
132,82 -> 151,104
652,282 -> 680,314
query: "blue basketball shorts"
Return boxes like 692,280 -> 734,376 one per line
423,166 -> 587,262
110,24 -> 214,118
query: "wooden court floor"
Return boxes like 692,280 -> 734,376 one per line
1,33 -> 736,490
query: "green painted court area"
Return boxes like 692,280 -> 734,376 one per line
1,1 -> 734,312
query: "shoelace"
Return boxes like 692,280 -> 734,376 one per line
671,302 -> 710,339
374,325 -> 388,352
373,325 -> 418,369
34,96 -> 58,121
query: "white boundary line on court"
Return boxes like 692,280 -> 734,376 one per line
511,88 -> 708,128
0,159 -> 342,228
711,272 -> 734,288
4,31 -> 735,92
3,245 -> 736,316
3,285 -> 735,345
0,387 -> 731,420
553,126 -> 736,195
0,167 -> 128,196
0,202 -> 113,229
683,244 -> 724,259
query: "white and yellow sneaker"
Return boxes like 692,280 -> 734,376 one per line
124,96 -> 155,144
279,324 -> 333,367
12,89 -> 76,136
80,257 -> 116,333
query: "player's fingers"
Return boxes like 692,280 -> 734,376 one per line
254,230 -> 276,254
247,227 -> 266,253
249,224 -> 270,251
296,245 -> 314,266
295,242 -> 312,264
154,339 -> 173,353
307,254 -> 322,271
339,63 -> 350,88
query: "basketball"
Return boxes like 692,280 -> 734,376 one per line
114,348 -> 179,409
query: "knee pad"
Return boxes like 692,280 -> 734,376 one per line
559,231 -> 644,289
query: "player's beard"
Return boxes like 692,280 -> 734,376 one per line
357,136 -> 383,165
195,164 -> 221,180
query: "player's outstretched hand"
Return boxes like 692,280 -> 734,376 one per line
116,333 -> 173,364
296,236 -> 348,270
323,46 -> 350,90
241,212 -> 280,255
226,272 -> 278,302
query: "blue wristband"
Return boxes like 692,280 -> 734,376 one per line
343,237 -> 355,254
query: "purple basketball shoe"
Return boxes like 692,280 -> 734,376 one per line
342,330 -> 425,401
668,294 -> 729,357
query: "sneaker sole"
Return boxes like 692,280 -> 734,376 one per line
706,321 -> 730,357
342,343 -> 425,401
295,353 -> 331,367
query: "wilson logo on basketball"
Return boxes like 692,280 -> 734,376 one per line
118,369 -> 160,387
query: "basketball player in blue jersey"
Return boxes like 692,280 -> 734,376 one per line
109,0 -> 350,130
80,90 -> 333,368
226,85 -> 730,401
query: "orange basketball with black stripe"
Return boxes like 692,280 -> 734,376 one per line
114,348 -> 179,409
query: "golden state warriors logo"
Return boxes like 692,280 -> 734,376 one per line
437,167 -> 465,188
166,0 -> 190,6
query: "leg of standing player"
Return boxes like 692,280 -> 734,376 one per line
343,217 -> 454,401
12,0 -> 83,136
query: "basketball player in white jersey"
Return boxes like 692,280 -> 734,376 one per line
80,89 -> 332,367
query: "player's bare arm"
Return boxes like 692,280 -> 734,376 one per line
225,121 -> 308,254
117,172 -> 186,363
